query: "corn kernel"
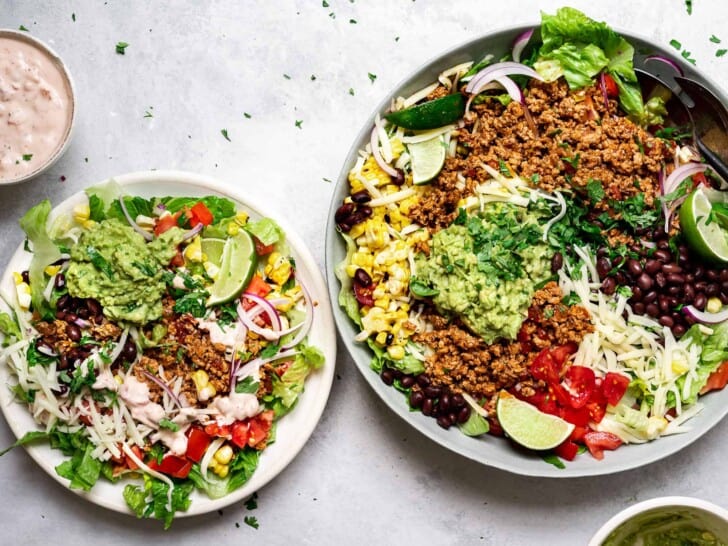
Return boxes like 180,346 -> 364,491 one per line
44,265 -> 62,276
215,465 -> 230,478
375,331 -> 388,345
184,237 -> 203,262
706,297 -> 723,314
348,222 -> 366,239
214,445 -> 234,465
235,211 -> 249,225
191,370 -> 209,389
12,272 -> 23,285
387,345 -> 405,360
73,203 -> 90,225
227,222 -> 241,236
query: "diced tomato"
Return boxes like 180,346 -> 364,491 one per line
188,202 -> 214,227
154,212 -> 181,236
602,73 -> 619,98
586,401 -> 606,424
551,342 -> 578,366
551,382 -> 574,409
125,445 -> 143,471
563,365 -> 596,409
692,171 -> 709,189
185,426 -> 212,463
204,422 -> 232,439
254,236 -> 275,256
569,425 -> 589,443
560,404 -> 591,427
169,250 -> 185,268
583,431 -> 622,460
602,372 -> 631,406
230,420 -> 251,449
245,274 -> 272,298
520,389 -> 558,416
554,440 -> 579,461
147,454 -> 193,478
531,349 -> 560,384
247,411 -> 274,448
517,325 -> 533,353
700,361 -> 728,395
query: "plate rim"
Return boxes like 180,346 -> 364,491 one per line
0,169 -> 337,517
325,24 -> 728,478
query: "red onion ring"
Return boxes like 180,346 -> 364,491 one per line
181,222 -> 204,241
119,196 -> 153,242
36,345 -> 58,357
370,125 -> 400,179
682,305 -> 728,324
598,72 -> 610,112
645,55 -> 685,77
234,348 -> 302,380
242,292 -> 282,329
511,29 -> 534,63
282,279 -> 315,350
237,300 -> 280,341
663,162 -> 708,195
465,62 -> 543,94
141,370 -> 183,408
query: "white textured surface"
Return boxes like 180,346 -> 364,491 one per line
1,1 -> 727,544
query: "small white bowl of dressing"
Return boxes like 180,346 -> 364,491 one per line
0,29 -> 76,185
589,496 -> 728,546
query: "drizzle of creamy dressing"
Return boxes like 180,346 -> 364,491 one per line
119,375 -> 165,426
151,427 -> 188,456
197,317 -> 246,349
211,391 -> 260,425
92,368 -> 118,391
0,36 -> 73,181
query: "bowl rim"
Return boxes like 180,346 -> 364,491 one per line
0,29 -> 77,185
325,21 -> 728,478
587,496 -> 728,545
0,169 -> 338,518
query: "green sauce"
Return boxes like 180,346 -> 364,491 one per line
603,511 -> 727,546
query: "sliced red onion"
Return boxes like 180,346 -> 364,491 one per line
511,29 -> 534,63
237,301 -> 280,341
142,370 -> 183,408
663,162 -> 708,195
153,203 -> 167,216
108,329 -> 130,364
682,305 -> 728,324
234,349 -> 301,379
645,55 -> 685,77
242,292 -> 282,330
74,318 -> 91,329
119,196 -> 153,242
464,81 -> 502,115
37,344 -> 58,357
659,167 -> 670,233
282,279 -> 315,350
370,125 -> 400,179
465,62 -> 543,94
664,195 -> 689,233
181,222 -> 204,241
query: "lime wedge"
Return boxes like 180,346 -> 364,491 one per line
496,391 -> 574,451
206,230 -> 257,306
385,93 -> 465,130
409,135 -> 446,185
201,237 -> 226,266
679,187 -> 728,264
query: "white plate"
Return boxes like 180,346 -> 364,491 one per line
325,25 -> 728,477
0,170 -> 336,517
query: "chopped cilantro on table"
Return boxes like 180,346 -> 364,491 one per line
244,516 -> 259,529
368,72 -> 377,83
22,154 -> 33,161
221,128 -> 231,141
115,41 -> 129,54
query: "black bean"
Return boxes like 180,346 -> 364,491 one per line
596,257 -> 611,278
458,406 -> 471,423
721,269 -> 728,282
56,294 -> 70,311
694,293 -> 707,311
631,286 -> 643,302
668,296 -> 679,308
655,272 -> 667,288
684,284 -> 696,302
551,252 -> 564,274
77,307 -> 90,319
659,315 -> 675,327
637,273 -> 654,291
424,386 -> 442,399
659,295 -> 670,313
672,323 -> 687,337
601,276 -> 617,295
64,312 -> 78,324
722,281 -> 728,292
661,263 -> 683,274
345,211 -> 368,227
354,268 -> 372,287
657,239 -> 670,250
58,354 -> 69,370
87,299 -> 102,318
646,303 -> 660,317
436,415 -> 452,429
421,398 -> 433,416
334,202 -> 355,223
55,311 -> 66,321
626,259 -> 643,277
401,375 -> 416,389
706,284 -> 721,297
122,341 -> 137,363
439,393 -> 451,412
695,281 -> 708,292
358,205 -> 373,218
667,285 -> 681,296
448,411 -> 458,425
416,374 -> 431,388
381,369 -> 394,386
66,324 -> 81,342
665,273 -> 685,285
652,227 -> 668,240
721,292 -> 728,305
451,394 -> 465,409
615,272 -> 628,285
409,390 -> 424,409
350,190 -> 371,204
707,269 -> 720,281
653,249 -> 672,263
633,302 -> 646,314
391,368 -> 403,380
21,270 -> 30,284
612,256 -> 625,269
337,221 -> 353,232
54,273 -> 66,290
694,266 -> 705,280
392,169 -> 405,185
645,259 -> 661,275
597,247 -> 609,258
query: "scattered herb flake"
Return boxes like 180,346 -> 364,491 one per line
144,109 -> 153,118
310,74 -> 316,81
72,13 -> 76,22
323,177 -> 332,183
717,49 -> 727,58
243,112 -> 252,119
245,492 -> 258,510
680,49 -> 696,65
221,129 -> 231,141
19,25 -> 29,32
322,0 -> 329,6
349,19 -> 357,24
158,418 -> 179,432
329,12 -> 335,19
115,41 -> 129,54
710,35 -> 722,44
22,154 -> 33,161
669,39 -> 682,50
283,74 -> 291,80
295,119 -> 303,129
348,87 -> 355,96
542,454 -> 566,469
244,516 -> 259,529
368,72 -> 377,83
685,0 -> 692,14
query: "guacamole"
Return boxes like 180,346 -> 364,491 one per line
603,511 -> 727,546
414,203 -> 551,343
66,218 -> 184,324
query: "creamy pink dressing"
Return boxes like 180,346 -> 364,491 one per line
0,36 -> 73,181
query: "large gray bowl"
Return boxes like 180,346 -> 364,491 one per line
325,24 -> 728,477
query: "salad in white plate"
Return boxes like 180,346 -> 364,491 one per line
0,179 -> 324,527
